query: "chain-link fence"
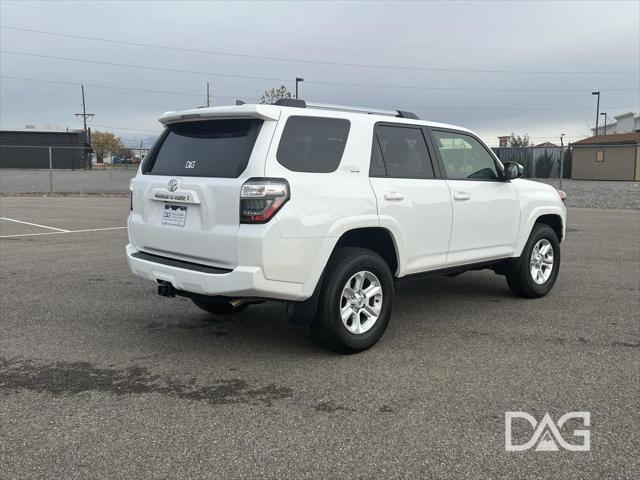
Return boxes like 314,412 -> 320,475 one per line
492,147 -> 571,180
0,145 -> 146,193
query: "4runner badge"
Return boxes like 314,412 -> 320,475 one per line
167,179 -> 179,192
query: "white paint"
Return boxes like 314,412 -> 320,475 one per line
0,216 -> 69,232
127,102 -> 566,302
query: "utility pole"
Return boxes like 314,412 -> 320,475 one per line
75,84 -> 94,169
600,112 -> 607,134
295,77 -> 304,99
591,91 -> 600,135
206,81 -> 211,107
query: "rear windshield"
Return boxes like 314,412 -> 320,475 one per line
276,116 -> 350,173
144,119 -> 263,177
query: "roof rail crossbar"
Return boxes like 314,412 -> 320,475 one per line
305,102 -> 398,117
272,99 -> 419,119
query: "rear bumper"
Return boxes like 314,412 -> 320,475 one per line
126,244 -> 305,301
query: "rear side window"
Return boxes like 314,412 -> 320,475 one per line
276,116 -> 350,173
145,119 -> 262,177
374,125 -> 434,179
369,136 -> 387,176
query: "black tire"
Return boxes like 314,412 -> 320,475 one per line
312,247 -> 394,354
506,223 -> 561,298
192,298 -> 249,315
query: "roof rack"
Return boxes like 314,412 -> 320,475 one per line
273,99 -> 419,119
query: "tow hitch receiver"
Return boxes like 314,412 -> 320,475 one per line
157,280 -> 176,298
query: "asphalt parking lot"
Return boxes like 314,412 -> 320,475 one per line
1,197 -> 638,479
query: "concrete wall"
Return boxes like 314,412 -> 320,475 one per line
572,145 -> 639,181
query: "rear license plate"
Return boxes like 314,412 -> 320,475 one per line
162,205 -> 187,226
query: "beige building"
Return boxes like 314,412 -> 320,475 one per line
571,132 -> 640,181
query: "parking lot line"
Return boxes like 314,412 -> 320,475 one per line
0,226 -> 127,239
0,216 -> 70,232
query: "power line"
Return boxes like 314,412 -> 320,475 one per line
2,74 -> 636,111
390,104 -> 636,111
3,2 -> 636,61
0,75 -> 261,100
1,50 -> 289,82
88,123 -> 161,134
305,78 -> 640,93
3,25 -> 638,75
3,50 -> 639,94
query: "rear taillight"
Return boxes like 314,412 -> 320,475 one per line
240,178 -> 289,224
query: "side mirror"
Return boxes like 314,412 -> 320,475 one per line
503,161 -> 524,180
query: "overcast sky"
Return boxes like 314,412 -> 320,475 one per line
1,0 -> 638,146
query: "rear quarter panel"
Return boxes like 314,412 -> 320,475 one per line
264,110 -> 378,240
264,111 -> 379,297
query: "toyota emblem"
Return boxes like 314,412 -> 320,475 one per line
168,179 -> 179,192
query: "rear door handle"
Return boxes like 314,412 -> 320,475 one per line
384,191 -> 405,201
453,191 -> 471,201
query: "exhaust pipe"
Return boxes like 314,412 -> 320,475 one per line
157,281 -> 176,298
157,282 -> 262,313
209,297 -> 263,314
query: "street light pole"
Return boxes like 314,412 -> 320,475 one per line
295,77 -> 304,99
592,91 -> 600,135
559,134 -> 565,190
600,112 -> 607,135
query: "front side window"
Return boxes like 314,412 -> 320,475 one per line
276,116 -> 350,173
431,130 -> 499,180
374,125 -> 434,178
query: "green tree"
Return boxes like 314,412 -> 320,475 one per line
509,133 -> 530,147
535,152 -> 554,178
260,85 -> 293,104
91,131 -> 129,159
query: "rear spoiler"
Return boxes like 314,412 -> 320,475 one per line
159,104 -> 281,125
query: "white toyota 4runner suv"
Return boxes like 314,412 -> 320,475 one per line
127,99 -> 566,353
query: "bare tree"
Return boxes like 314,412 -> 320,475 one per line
260,85 -> 293,104
509,133 -> 530,147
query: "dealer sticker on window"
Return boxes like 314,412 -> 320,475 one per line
162,205 -> 187,226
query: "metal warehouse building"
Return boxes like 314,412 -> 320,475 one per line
0,129 -> 90,169
571,132 -> 640,181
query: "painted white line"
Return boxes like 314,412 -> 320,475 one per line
0,216 -> 70,232
0,226 -> 127,239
